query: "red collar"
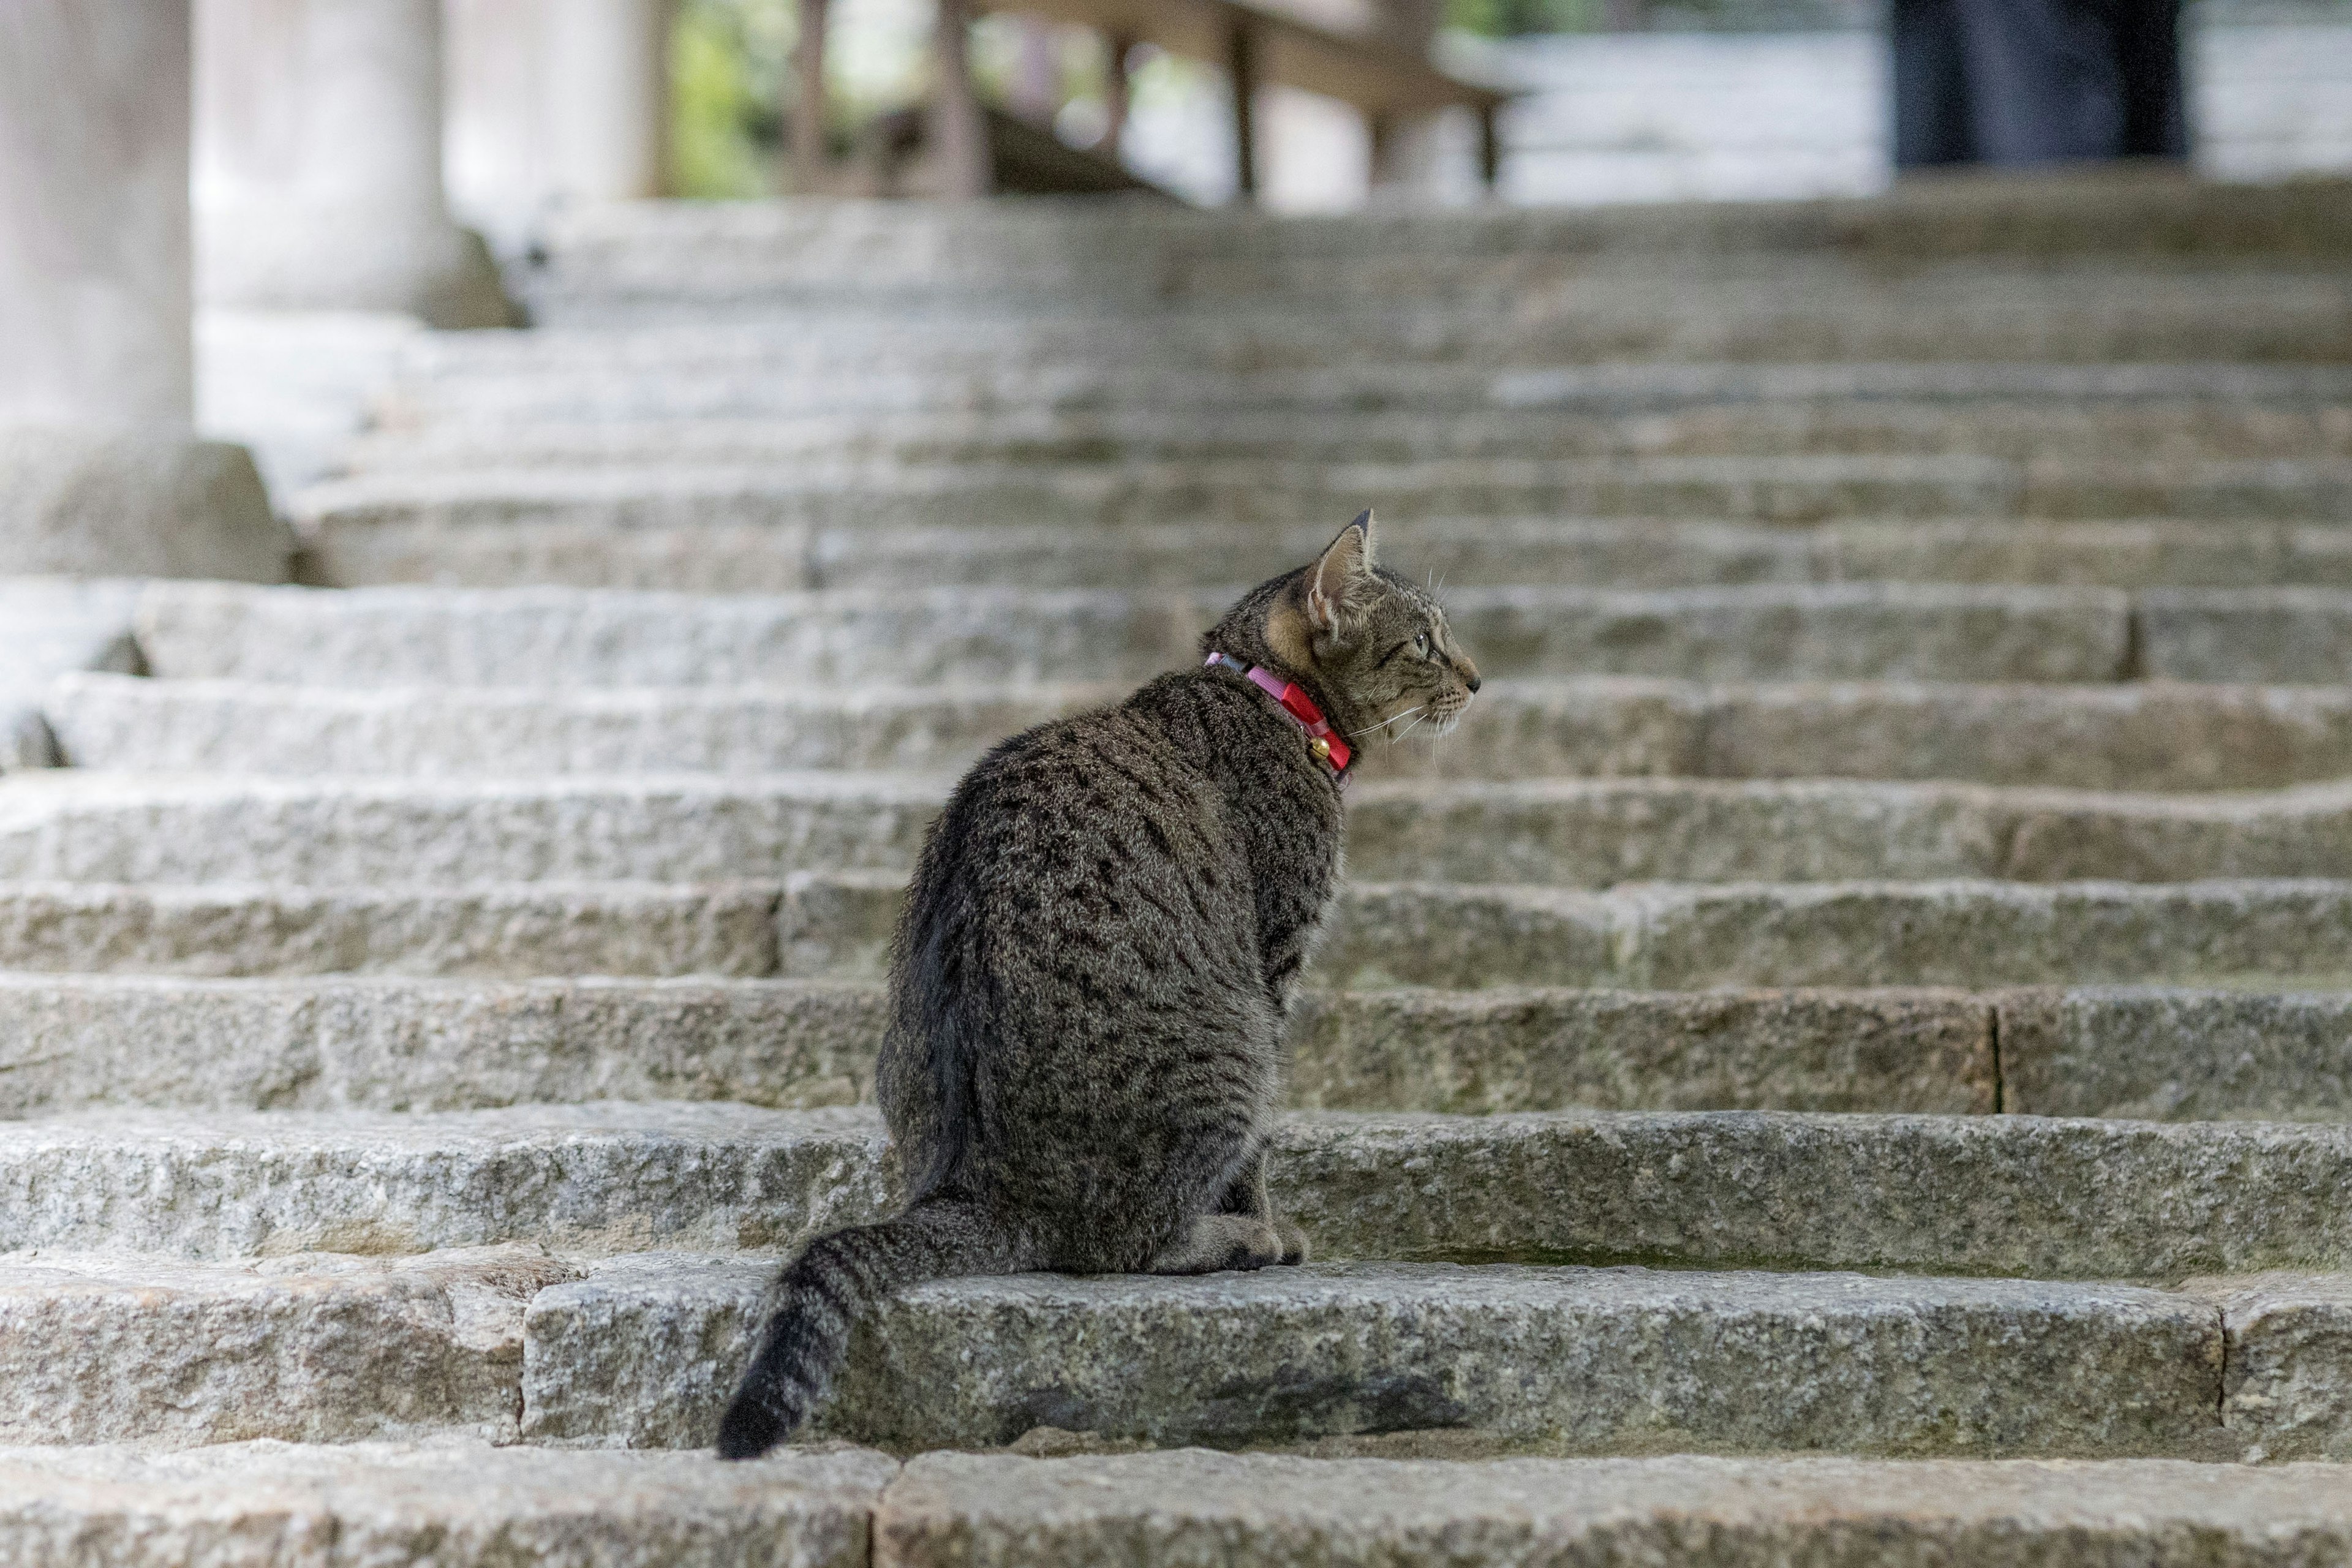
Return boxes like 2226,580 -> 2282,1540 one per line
1205,652 -> 1352,777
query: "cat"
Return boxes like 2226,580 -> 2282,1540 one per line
717,510 -> 1480,1458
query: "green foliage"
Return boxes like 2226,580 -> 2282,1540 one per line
670,0 -> 785,197
1445,0 -> 1608,33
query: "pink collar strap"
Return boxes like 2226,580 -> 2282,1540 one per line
1205,652 -> 1352,777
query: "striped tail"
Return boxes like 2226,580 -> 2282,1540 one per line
715,1197 -> 1021,1459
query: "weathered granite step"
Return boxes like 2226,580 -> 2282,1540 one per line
0,774 -> 935,884
522,269 -> 2352,362
876,1451 -> 2352,1564
2,1104 -> 2347,1278
2146,587 -> 2352,684
0,970 -> 2346,1123
379,354 -> 2352,427
791,873 -> 2352,990
141,578 -> 2352,688
0,1441 -> 889,1566
20,774 -> 2352,888
339,399 -> 2352,475
0,1247 -> 570,1446
290,454 -> 2352,539
42,674 -> 1117,778
528,176 -> 2352,296
132,579 -> 2136,687
367,360 -> 2352,444
528,1257 -> 2226,1457
0,879 -> 779,978
57,672 -> 2352,791
300,514 -> 2352,594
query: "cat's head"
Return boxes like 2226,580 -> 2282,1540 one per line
1204,510 -> 1480,745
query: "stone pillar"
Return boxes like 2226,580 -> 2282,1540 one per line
195,0 -> 511,328
0,1 -> 286,581
545,0 -> 673,202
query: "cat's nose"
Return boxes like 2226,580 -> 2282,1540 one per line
1464,669 -> 1482,693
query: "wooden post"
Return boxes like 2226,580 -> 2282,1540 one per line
1366,110 -> 1395,188
932,0 -> 990,199
1226,13 -> 1259,204
1102,31 -> 1134,155
1477,102 -> 1501,193
792,0 -> 829,192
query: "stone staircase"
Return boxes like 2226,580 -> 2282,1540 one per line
3,170 -> 2352,1561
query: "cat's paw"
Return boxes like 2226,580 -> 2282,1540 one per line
1272,1219 -> 1311,1265
1153,1215 -> 1286,1274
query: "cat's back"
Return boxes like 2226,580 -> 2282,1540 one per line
931,678 -> 1230,881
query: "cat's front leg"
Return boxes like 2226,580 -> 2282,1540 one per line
1219,1152 -> 1310,1266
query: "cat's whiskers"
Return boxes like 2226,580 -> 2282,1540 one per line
1348,705 -> 1425,739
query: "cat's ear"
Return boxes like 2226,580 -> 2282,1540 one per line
1305,510 -> 1377,635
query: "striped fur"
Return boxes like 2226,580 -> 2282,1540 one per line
715,513 -> 1477,1456
715,1199 -> 1029,1459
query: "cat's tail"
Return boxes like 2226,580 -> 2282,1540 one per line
715,1197 -> 1023,1459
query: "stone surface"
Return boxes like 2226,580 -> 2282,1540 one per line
0,431 -> 288,582
526,1258 -> 2222,1457
1272,1110 -> 2352,1278
0,879 -> 779,978
875,1450 -> 2352,1568
287,452 -> 2350,539
0,1441 -> 892,1567
301,513 -> 2352,595
0,1104 -> 890,1259
45,671 -> 1111,777
0,1248 -> 567,1445
783,872 -> 2352,990
0,772 -> 937,883
1288,987 -> 1995,1115
2143,587 -> 2352,683
0,1106 -> 2342,1278
0,974 -> 886,1115
33,772 -> 2352,891
134,579 -> 2132,688
2000,988 -> 2352,1120
2186,1273 -> 2352,1461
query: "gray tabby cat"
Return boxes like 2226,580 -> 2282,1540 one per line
717,511 -> 1479,1458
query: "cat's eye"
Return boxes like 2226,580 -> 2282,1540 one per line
1414,631 -> 1431,655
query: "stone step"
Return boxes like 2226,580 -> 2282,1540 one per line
0,1442 -> 888,1565
300,514 -> 2352,595
1,1104 -> 2346,1279
0,879 -> 779,978
0,970 -> 2346,1125
379,354 -> 2352,427
18,772 -> 2352,888
522,269 -> 2352,362
530,1257 -> 2235,1457
2144,587 -> 2352,683
522,177 -> 2352,295
21,865 -> 2352,994
0,1248 -> 567,1446
341,399 -> 2352,475
132,579 -> 2139,687
289,454 -> 2352,538
54,671 -> 2352,791
878,1451 -> 2352,1564
787,873 -> 2352,992
42,674 -> 1120,779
